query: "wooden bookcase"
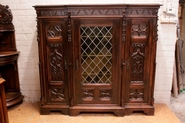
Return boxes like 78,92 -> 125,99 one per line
34,4 -> 159,116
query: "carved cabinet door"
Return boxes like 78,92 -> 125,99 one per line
124,18 -> 155,104
72,18 -> 122,105
41,19 -> 69,105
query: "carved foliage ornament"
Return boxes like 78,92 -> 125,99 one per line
82,89 -> 94,100
50,88 -> 65,101
0,4 -> 13,24
132,23 -> 147,37
99,89 -> 111,99
130,89 -> 144,101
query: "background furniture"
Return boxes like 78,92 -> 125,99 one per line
34,4 -> 159,116
0,4 -> 23,107
0,77 -> 9,123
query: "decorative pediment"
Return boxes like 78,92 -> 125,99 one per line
0,4 -> 13,25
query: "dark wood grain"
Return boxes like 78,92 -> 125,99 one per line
34,4 -> 160,116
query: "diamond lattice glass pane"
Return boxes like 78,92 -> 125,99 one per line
81,26 -> 113,84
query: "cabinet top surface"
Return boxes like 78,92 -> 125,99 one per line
33,4 -> 161,8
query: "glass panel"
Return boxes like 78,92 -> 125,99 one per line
80,26 -> 113,84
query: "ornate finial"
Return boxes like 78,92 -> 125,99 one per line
0,4 -> 13,25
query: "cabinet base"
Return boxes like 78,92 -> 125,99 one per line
40,105 -> 155,116
6,92 -> 24,108
40,105 -> 69,115
125,105 -> 154,115
70,106 -> 125,116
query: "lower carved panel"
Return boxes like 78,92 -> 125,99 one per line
99,89 -> 111,101
82,89 -> 94,101
50,87 -> 65,102
129,89 -> 144,101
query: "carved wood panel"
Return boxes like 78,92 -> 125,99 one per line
127,19 -> 150,103
44,20 -> 68,103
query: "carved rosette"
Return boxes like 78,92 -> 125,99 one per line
132,23 -> 147,38
50,88 -> 65,101
0,4 -> 13,25
129,89 -> 144,101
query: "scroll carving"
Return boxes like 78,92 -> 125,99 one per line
130,89 -> 144,101
0,4 -> 12,25
50,88 -> 65,101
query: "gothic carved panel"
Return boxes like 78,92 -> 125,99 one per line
49,43 -> 63,82
70,9 -> 123,16
0,4 -> 12,25
131,43 -> 145,82
82,89 -> 94,100
50,87 -> 65,101
46,24 -> 62,37
129,89 -> 144,101
99,89 -> 111,100
132,23 -> 147,38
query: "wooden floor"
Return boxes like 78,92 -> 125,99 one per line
7,102 -> 181,123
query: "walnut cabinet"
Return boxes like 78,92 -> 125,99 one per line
34,4 -> 159,116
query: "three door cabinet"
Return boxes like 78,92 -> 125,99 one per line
34,4 -> 159,116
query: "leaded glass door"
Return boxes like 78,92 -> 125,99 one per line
73,18 -> 121,105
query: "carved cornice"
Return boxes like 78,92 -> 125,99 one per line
125,9 -> 158,17
0,4 -> 13,25
69,9 -> 124,16
40,10 -> 66,16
